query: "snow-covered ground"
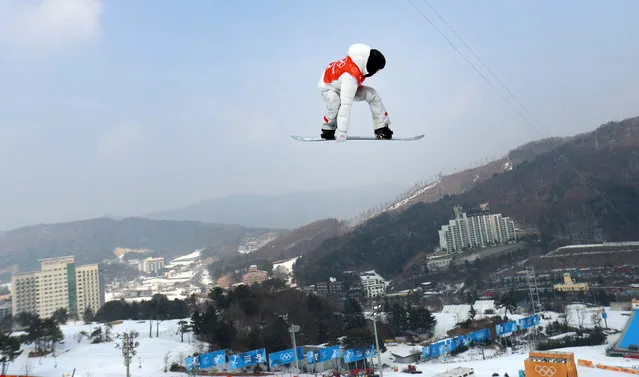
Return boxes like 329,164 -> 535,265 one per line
5,319 -> 200,377
238,233 -> 279,254
4,306 -> 637,377
272,257 -> 299,286
164,249 -> 203,268
273,257 -> 299,274
387,180 -> 441,212
387,344 -> 637,377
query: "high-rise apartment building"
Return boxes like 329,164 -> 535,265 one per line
127,256 -> 165,274
11,256 -> 104,319
140,257 -> 164,274
438,204 -> 517,253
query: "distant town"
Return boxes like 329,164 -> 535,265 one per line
2,203 -> 637,326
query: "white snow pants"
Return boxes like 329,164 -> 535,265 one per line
320,85 -> 391,132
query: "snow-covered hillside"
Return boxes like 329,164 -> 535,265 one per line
273,257 -> 299,274
347,155 -> 513,228
5,319 -> 200,377
272,257 -> 299,285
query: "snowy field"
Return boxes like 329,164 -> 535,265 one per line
272,257 -> 299,274
5,318 -> 199,377
4,305 -> 638,377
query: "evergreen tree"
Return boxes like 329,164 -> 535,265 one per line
177,320 -> 191,343
344,298 -> 365,329
262,317 -> 290,353
0,315 -> 12,333
342,327 -> 374,349
496,290 -> 519,319
389,303 -> 407,334
0,333 -> 22,375
414,307 -> 437,335
83,307 -> 95,323
52,308 -> 69,325
469,305 -> 477,320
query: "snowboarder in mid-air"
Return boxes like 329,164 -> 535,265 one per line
318,43 -> 393,141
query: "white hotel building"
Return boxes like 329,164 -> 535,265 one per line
438,204 -> 516,253
359,270 -> 387,298
11,256 -> 104,319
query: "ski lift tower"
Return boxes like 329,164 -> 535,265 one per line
289,324 -> 301,372
526,266 -> 542,349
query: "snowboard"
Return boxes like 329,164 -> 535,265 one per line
291,134 -> 424,142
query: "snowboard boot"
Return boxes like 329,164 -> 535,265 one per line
321,129 -> 336,140
375,126 -> 394,139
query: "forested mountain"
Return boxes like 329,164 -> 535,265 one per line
0,217 -> 279,279
144,185 -> 404,229
293,116 -> 639,285
208,219 -> 345,278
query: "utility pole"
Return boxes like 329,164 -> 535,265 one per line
289,324 -> 301,373
115,331 -> 140,377
369,301 -> 384,377
371,314 -> 384,377
526,267 -> 542,351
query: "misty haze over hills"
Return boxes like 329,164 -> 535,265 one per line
143,184 -> 407,229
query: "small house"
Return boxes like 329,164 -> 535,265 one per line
389,347 -> 422,364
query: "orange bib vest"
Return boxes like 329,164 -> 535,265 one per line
323,56 -> 365,86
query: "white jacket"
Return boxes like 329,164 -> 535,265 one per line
318,43 -> 372,134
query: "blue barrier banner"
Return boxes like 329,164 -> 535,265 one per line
469,328 -> 490,343
453,334 -> 470,348
423,327 -> 493,360
228,353 -> 243,369
320,345 -> 342,362
428,341 -> 447,358
269,347 -> 304,367
496,320 -> 517,336
343,345 -> 374,363
307,345 -> 341,364
229,348 -> 267,369
444,338 -> 457,352
185,356 -> 199,371
422,346 -> 430,359
518,315 -> 540,330
199,350 -> 226,369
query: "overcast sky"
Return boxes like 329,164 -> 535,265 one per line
1,0 -> 638,230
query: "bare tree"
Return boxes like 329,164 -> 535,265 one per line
561,305 -> 569,328
23,359 -> 33,377
197,341 -> 206,355
164,351 -> 172,372
591,312 -> 603,329
574,305 -> 587,330
273,265 -> 289,282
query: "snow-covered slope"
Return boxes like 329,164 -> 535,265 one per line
6,319 -> 200,377
347,156 -> 512,228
